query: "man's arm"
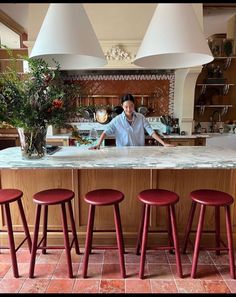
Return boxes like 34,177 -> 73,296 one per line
151,131 -> 175,147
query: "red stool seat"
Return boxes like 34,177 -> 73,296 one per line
183,189 -> 235,279
83,189 -> 126,278
0,189 -> 32,278
138,189 -> 179,206
29,188 -> 80,279
136,189 -> 182,279
85,189 -> 124,205
0,189 -> 23,204
33,189 -> 74,205
191,189 -> 233,206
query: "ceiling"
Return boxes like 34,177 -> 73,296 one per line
1,3 -> 236,42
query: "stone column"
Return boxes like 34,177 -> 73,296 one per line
174,67 -> 202,135
173,4 -> 206,135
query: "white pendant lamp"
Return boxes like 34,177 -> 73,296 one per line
134,4 -> 214,69
30,3 -> 107,69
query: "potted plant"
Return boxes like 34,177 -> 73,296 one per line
0,47 -> 80,159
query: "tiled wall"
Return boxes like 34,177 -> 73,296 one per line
64,72 -> 175,117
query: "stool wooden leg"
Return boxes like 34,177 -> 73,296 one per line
170,205 -> 183,278
215,206 -> 220,256
135,203 -> 145,255
139,204 -> 150,279
225,205 -> 236,279
4,203 -> 19,278
88,205 -> 95,255
61,202 -> 73,278
17,199 -> 32,252
167,206 -> 174,254
191,204 -> 206,278
182,201 -> 197,254
83,204 -> 95,278
29,205 -> 41,278
67,200 -> 80,255
42,205 -> 48,254
114,203 -> 126,278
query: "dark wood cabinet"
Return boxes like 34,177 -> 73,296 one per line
165,138 -> 206,146
0,136 -> 20,150
104,137 -> 206,146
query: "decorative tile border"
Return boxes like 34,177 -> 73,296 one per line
66,74 -> 173,81
169,76 -> 175,116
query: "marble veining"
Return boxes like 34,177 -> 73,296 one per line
0,146 -> 236,169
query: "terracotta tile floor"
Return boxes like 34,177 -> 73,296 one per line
0,247 -> 236,293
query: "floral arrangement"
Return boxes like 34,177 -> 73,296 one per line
0,47 -> 81,158
0,48 -> 80,130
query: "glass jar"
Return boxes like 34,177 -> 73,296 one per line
17,126 -> 47,159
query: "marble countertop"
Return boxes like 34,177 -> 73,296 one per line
161,134 -> 210,139
0,146 -> 236,170
46,134 -> 70,139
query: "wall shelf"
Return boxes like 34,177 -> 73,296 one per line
196,83 -> 234,95
194,48 -> 236,123
195,105 -> 233,108
213,56 -> 235,70
195,104 -> 233,108
195,104 -> 232,116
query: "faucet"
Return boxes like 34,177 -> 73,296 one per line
210,110 -> 221,133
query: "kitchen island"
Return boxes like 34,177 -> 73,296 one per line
0,146 -> 236,247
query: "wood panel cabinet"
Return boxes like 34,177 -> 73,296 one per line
46,137 -> 69,146
0,135 -> 20,150
165,139 -> 195,146
1,167 -> 234,247
165,138 -> 206,146
195,137 -> 206,146
104,137 -> 206,146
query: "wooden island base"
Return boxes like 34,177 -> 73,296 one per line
1,168 -> 235,248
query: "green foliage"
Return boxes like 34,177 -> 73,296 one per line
0,47 -> 80,130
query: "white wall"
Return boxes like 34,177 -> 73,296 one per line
204,11 -> 236,38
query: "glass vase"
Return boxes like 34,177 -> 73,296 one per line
17,126 -> 47,159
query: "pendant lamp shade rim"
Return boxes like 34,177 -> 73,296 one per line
133,3 -> 214,69
134,53 -> 214,69
29,54 -> 107,70
30,3 -> 107,69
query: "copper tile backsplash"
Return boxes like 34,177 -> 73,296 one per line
65,71 -> 175,116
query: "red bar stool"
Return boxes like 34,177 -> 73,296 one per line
136,189 -> 182,279
29,188 -> 80,278
0,189 -> 32,278
182,189 -> 235,279
82,189 -> 126,278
